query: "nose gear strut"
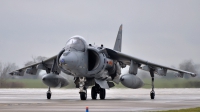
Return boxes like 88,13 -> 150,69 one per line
79,77 -> 87,100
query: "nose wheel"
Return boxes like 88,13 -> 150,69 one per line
47,87 -> 51,99
80,87 -> 87,100
79,77 -> 87,100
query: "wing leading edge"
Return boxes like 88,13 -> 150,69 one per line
9,55 -> 58,76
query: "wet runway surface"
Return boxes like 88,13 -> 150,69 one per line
0,88 -> 200,112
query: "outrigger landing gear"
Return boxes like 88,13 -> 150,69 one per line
79,77 -> 87,100
91,83 -> 106,100
47,87 -> 51,99
150,69 -> 155,99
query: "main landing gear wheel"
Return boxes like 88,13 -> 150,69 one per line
91,86 -> 97,100
99,88 -> 106,100
91,83 -> 106,100
80,87 -> 87,100
47,87 -> 51,100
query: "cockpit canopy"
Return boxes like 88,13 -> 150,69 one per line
65,38 -> 85,52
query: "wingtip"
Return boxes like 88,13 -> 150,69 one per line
191,73 -> 197,77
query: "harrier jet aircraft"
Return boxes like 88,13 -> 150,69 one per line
10,25 -> 197,100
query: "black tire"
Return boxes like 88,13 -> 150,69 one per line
47,93 -> 51,99
91,86 -> 97,100
99,88 -> 106,100
150,91 -> 155,99
80,88 -> 87,100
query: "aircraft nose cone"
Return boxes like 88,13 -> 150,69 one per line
59,51 -> 78,70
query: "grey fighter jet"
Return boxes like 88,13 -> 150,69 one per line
10,25 -> 197,100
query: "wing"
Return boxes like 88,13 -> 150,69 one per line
9,55 -> 60,76
104,48 -> 196,77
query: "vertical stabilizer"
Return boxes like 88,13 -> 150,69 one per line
113,24 -> 122,52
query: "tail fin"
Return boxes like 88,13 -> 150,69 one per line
113,24 -> 122,52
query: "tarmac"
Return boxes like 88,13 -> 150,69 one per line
0,88 -> 200,112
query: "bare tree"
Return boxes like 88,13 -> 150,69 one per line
0,62 -> 18,87
179,60 -> 200,79
25,56 -> 47,66
23,56 -> 47,79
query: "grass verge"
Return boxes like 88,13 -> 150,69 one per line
158,107 -> 200,112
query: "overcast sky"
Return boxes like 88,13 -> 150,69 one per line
0,0 -> 200,70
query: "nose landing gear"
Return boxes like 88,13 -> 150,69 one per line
80,87 -> 87,100
79,77 -> 87,100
